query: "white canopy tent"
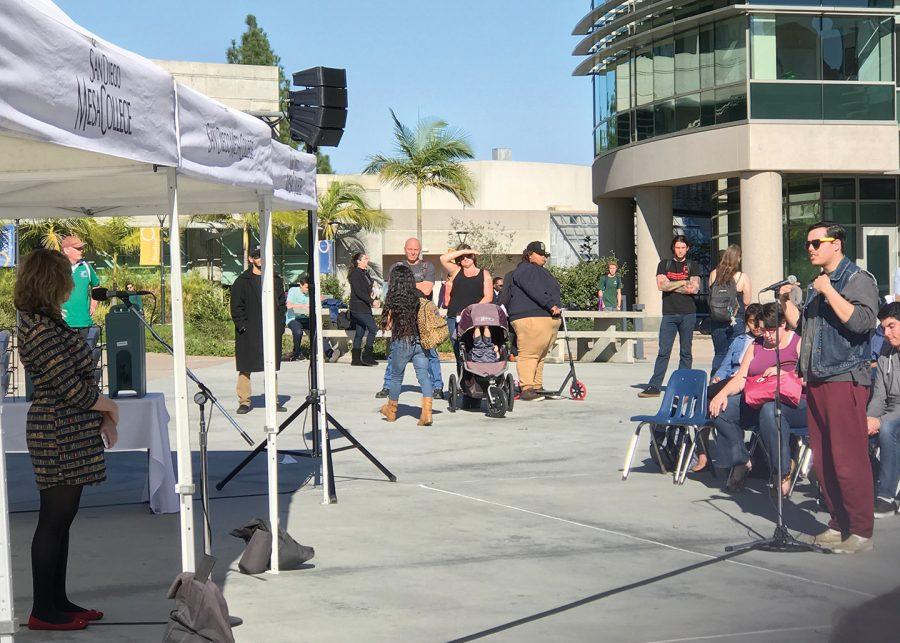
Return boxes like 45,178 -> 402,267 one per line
0,0 -> 317,635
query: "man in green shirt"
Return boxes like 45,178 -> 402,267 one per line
60,236 -> 100,330
597,261 -> 623,311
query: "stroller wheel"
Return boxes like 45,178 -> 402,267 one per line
570,380 -> 587,401
486,384 -> 507,418
448,374 -> 459,412
504,374 -> 515,413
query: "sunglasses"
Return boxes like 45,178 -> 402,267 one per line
806,237 -> 835,250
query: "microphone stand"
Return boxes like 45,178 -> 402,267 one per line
105,295 -> 253,556
726,290 -> 827,554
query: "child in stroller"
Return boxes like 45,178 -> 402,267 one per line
447,303 -> 516,418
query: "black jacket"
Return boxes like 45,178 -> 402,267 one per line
230,269 -> 287,373
348,267 -> 374,314
500,262 -> 561,322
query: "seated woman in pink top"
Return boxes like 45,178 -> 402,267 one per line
708,302 -> 806,495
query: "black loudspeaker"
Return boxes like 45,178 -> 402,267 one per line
105,306 -> 146,398
289,66 -> 347,149
292,67 -> 346,88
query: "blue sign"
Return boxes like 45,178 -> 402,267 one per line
317,239 -> 333,274
0,225 -> 15,267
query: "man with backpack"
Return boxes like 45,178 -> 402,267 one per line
639,235 -> 700,398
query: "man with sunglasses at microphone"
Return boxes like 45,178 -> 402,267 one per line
780,222 -> 879,554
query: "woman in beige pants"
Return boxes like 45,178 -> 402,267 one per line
498,241 -> 562,401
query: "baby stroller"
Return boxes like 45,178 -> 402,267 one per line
447,303 -> 516,418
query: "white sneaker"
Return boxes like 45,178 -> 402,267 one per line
830,534 -> 873,554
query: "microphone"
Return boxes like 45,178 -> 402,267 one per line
91,286 -> 152,302
760,275 -> 797,293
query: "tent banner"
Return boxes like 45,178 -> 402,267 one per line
139,227 -> 160,265
0,0 -> 178,166
270,141 -> 317,211
176,83 -> 273,190
0,224 -> 15,267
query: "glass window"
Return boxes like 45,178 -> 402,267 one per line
635,47 -> 653,106
700,90 -> 716,125
823,84 -> 894,120
606,66 -> 617,119
778,15 -> 820,80
821,17 -> 893,82
750,15 -> 776,80
676,94 -> 701,131
594,72 -> 608,126
859,202 -> 896,224
823,201 -> 856,224
715,17 -> 746,86
654,99 -> 676,136
788,177 -> 820,202
607,115 -> 618,150
635,105 -> 655,140
715,85 -> 747,123
653,37 -> 675,101
616,112 -> 632,146
594,121 -> 608,155
675,29 -> 700,94
700,24 -> 715,89
616,56 -> 631,112
751,83 -> 822,119
822,178 -> 855,199
787,202 -> 820,224
859,177 -> 896,199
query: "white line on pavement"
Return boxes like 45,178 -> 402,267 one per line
643,624 -> 831,643
418,483 -> 875,599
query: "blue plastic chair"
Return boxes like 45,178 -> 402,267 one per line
623,369 -> 712,484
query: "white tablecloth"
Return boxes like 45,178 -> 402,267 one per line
0,392 -> 178,514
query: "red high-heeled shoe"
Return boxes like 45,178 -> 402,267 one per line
64,609 -> 103,621
27,615 -> 89,631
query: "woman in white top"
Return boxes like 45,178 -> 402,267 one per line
708,244 -> 752,376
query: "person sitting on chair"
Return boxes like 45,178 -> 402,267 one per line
867,302 -> 900,518
709,302 -> 807,495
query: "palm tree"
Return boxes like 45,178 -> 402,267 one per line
315,181 -> 389,241
18,218 -> 116,254
364,109 -> 476,242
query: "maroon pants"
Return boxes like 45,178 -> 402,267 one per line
806,381 -> 874,539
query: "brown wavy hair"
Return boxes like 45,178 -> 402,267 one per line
14,249 -> 74,319
714,244 -> 742,285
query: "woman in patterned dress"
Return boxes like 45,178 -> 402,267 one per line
14,249 -> 119,631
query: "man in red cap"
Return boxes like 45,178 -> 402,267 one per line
60,236 -> 100,330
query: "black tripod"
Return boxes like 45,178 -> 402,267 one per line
216,196 -> 395,501
725,295 -> 827,554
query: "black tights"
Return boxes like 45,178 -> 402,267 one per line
31,485 -> 86,622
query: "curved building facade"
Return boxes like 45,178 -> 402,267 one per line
574,1 -> 900,315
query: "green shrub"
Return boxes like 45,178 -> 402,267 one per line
0,269 -> 15,330
320,274 -> 346,301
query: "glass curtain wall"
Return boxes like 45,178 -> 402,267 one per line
749,14 -> 894,120
593,14 -> 747,155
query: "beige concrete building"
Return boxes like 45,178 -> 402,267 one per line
318,160 -> 597,281
573,2 -> 900,316
153,60 -> 279,113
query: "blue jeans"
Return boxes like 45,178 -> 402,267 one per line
350,311 -> 377,351
878,417 -> 900,500
383,343 -> 443,390
649,313 -> 696,389
710,316 -> 742,376
713,394 -> 807,472
389,339 -> 433,401
447,316 -> 462,370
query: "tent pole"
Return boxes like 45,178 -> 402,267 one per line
259,193 -> 280,574
0,403 -> 17,639
167,167 -> 196,572
308,207 -> 333,505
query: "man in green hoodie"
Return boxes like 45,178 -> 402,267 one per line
868,302 -> 900,518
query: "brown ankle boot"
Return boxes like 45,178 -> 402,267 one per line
418,397 -> 433,426
380,400 -> 398,422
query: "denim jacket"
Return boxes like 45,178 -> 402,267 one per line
799,257 -> 878,380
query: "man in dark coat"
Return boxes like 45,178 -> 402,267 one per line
230,247 -> 287,414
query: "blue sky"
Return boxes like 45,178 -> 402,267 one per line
54,0 -> 593,174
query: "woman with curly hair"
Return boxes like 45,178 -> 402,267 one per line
380,264 -> 434,425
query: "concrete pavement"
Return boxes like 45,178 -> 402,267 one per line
6,341 -> 900,642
